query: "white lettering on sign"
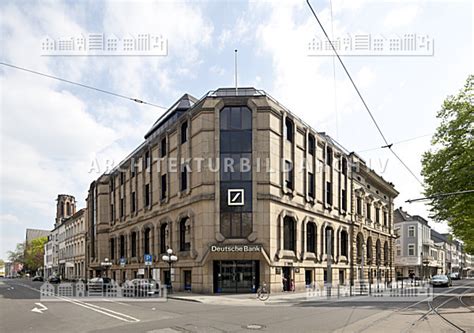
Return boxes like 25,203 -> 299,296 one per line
210,244 -> 262,252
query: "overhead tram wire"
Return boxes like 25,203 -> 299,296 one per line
306,0 -> 423,185
357,133 -> 433,153
0,62 -> 167,109
406,190 -> 474,203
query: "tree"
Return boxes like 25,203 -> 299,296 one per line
24,237 -> 48,273
421,75 -> 474,253
7,242 -> 25,263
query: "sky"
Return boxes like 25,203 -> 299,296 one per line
0,0 -> 472,260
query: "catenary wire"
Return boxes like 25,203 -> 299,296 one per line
306,0 -> 423,185
0,61 -> 167,109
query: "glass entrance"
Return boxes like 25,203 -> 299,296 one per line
213,260 -> 259,293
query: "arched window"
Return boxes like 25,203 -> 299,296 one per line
324,226 -> 335,256
306,222 -> 316,253
119,235 -> 126,258
131,231 -> 137,258
340,230 -> 349,257
160,223 -> 168,254
384,241 -> 389,263
356,233 -> 364,263
366,237 -> 373,264
283,216 -> 296,251
376,239 -> 381,265
144,228 -> 151,255
179,217 -> 191,251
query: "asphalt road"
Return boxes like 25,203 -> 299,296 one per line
0,278 -> 472,333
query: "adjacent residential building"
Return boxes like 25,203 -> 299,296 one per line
86,87 -> 398,294
394,208 -> 444,278
44,194 -> 86,280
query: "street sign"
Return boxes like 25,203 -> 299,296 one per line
119,258 -> 126,267
228,189 -> 244,206
144,254 -> 153,265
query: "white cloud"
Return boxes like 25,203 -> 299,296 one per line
384,5 -> 420,28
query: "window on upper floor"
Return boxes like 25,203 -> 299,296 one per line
308,134 -> 315,155
285,160 -> 294,190
308,172 -> 315,199
161,137 -> 167,157
326,146 -> 333,166
356,197 -> 362,215
408,244 -> 415,256
366,203 -> 371,220
306,222 -> 316,253
283,216 -> 296,251
161,174 -> 167,199
326,181 -> 333,205
408,226 -> 415,237
285,118 -> 294,142
181,121 -> 188,144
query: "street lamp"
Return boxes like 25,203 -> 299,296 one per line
162,248 -> 178,293
101,258 -> 112,278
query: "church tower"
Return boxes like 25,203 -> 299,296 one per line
55,194 -> 76,227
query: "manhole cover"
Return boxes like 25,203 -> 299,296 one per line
244,324 -> 265,330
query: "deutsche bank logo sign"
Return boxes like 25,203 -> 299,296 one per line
228,189 -> 244,206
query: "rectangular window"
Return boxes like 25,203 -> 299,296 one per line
408,226 -> 415,237
181,121 -> 188,144
161,137 -> 166,157
120,172 -> 125,185
285,160 -> 293,190
396,246 -> 401,256
308,172 -> 315,199
131,191 -> 136,213
145,183 -> 150,207
383,212 -> 388,226
145,150 -> 150,170
356,197 -> 362,215
408,244 -> 415,256
308,134 -> 315,155
326,181 -> 333,205
131,233 -> 137,257
285,118 -> 294,142
181,167 -> 188,191
161,174 -> 167,199
120,198 -> 124,218
366,203 -> 371,220
342,158 -> 347,176
341,189 -> 347,211
131,164 -> 135,178
376,208 -> 380,224
326,146 -> 333,166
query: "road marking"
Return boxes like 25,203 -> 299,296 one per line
57,296 -> 140,322
31,303 -> 48,314
12,281 -> 139,323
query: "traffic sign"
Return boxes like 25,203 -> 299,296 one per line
119,257 -> 126,267
144,254 -> 153,265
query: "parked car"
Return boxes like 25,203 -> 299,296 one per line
449,272 -> 460,280
123,279 -> 160,297
431,275 -> 452,287
48,276 -> 61,284
87,277 -> 113,292
32,276 -> 44,282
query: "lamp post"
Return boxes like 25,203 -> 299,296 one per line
101,258 -> 112,278
162,248 -> 178,293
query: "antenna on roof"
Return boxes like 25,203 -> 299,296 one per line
234,49 -> 238,95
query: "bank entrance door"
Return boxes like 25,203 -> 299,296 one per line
213,260 -> 259,293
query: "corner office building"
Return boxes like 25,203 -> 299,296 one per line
86,88 -> 399,293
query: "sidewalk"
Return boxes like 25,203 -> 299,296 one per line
167,290 -> 311,306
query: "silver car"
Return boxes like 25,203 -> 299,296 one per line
431,275 -> 452,287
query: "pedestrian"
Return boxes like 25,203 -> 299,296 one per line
282,276 -> 287,292
290,279 -> 295,292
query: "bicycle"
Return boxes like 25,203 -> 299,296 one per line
257,282 -> 270,301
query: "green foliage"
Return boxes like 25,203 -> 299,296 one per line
24,237 -> 48,272
422,75 -> 474,253
7,242 -> 25,263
